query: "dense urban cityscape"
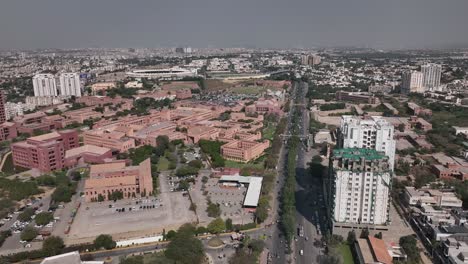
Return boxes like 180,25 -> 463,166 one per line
1,1 -> 468,264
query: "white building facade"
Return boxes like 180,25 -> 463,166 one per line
58,73 -> 82,97
339,116 -> 396,170
421,63 -> 442,91
330,148 -> 392,225
33,74 -> 58,97
401,71 -> 424,94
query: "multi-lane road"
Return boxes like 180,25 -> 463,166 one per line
293,82 -> 327,264
266,80 -> 327,264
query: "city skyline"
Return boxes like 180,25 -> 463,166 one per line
1,0 -> 468,50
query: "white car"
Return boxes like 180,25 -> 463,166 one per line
300,250 -> 304,256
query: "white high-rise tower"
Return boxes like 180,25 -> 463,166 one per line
58,73 -> 81,97
421,63 -> 442,91
32,74 -> 58,97
338,116 -> 396,170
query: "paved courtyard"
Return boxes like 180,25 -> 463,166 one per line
67,172 -> 196,243
203,178 -> 255,225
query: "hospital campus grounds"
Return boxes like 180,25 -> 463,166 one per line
65,171 -> 197,244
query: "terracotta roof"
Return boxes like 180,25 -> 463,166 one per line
368,236 -> 392,264
85,175 -> 136,189
90,162 -> 126,174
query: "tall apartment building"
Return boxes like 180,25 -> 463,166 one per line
58,73 -> 82,97
33,74 -> 58,97
338,116 -> 396,170
401,71 -> 424,94
0,90 -> 6,123
421,63 -> 442,91
329,148 -> 392,225
11,130 -> 79,172
301,54 -> 321,66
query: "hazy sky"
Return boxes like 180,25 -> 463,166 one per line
1,0 -> 468,50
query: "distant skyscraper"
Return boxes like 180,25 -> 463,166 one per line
401,71 -> 424,94
421,63 -> 442,91
58,73 -> 82,97
338,116 -> 396,170
33,74 -> 58,97
328,148 -> 392,225
301,54 -> 321,66
0,90 -> 6,123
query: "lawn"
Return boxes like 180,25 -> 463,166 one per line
157,157 -> 170,171
262,123 -> 276,140
0,153 -> 14,175
338,243 -> 355,264
224,159 -> 264,170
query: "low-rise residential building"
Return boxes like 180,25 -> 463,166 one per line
221,140 -> 270,163
356,236 -> 394,264
84,158 -> 153,202
430,153 -> 468,181
441,237 -> 468,264
407,102 -> 432,116
11,130 -> 79,172
90,82 -> 116,94
453,126 -> 468,137
335,91 -> 380,104
404,187 -> 463,208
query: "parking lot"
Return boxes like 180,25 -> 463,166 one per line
68,171 -> 197,243
0,194 -> 53,255
203,178 -> 255,225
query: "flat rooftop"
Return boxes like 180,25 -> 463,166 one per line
219,175 -> 263,207
65,145 -> 111,159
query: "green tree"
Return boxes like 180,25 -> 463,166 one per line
51,185 -> 73,203
164,231 -> 205,264
188,159 -> 203,169
42,236 -> 65,256
93,234 -> 116,250
196,226 -> 208,235
35,212 -> 54,226
120,256 -> 144,264
347,230 -> 356,245
17,208 -> 35,222
20,226 -> 38,241
206,202 -> 221,218
360,228 -> 370,238
166,230 -> 177,240
374,232 -> 383,239
207,218 -> 226,234
400,235 -> 420,263
225,218 -> 233,231
248,239 -> 265,253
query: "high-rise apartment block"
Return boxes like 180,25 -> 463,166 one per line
421,63 -> 442,91
401,71 -> 424,94
58,73 -> 82,97
0,90 -> 6,123
329,148 -> 392,225
338,116 -> 396,170
33,74 -> 58,97
301,54 -> 321,66
33,73 -> 82,97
